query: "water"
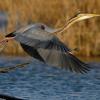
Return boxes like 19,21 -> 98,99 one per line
0,56 -> 100,100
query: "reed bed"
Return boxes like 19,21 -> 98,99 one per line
0,0 -> 100,57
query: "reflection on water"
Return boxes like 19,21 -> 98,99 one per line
0,56 -> 100,100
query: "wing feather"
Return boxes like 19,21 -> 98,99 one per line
37,48 -> 90,73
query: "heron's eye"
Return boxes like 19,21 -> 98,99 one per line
40,25 -> 45,30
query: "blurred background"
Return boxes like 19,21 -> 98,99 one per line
0,0 -> 100,57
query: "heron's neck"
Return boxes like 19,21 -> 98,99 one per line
54,16 -> 78,34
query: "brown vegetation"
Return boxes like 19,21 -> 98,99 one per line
0,0 -> 100,57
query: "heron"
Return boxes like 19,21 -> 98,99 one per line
0,13 -> 100,74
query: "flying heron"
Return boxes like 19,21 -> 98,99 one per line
0,13 -> 100,73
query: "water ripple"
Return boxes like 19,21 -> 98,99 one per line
0,57 -> 100,100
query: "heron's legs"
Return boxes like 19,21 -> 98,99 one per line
0,37 -> 30,73
0,37 -> 15,45
0,62 -> 30,73
0,41 -> 7,53
0,37 -> 15,53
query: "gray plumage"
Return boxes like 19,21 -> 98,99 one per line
6,23 -> 90,73
1,13 -> 100,74
1,13 -> 100,73
12,23 -> 70,52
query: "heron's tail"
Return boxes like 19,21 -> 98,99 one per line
5,31 -> 15,37
38,49 -> 90,73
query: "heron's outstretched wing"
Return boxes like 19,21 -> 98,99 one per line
16,43 -> 90,73
20,43 -> 45,62
13,27 -> 70,52
37,48 -> 90,73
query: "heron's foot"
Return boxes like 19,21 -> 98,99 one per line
0,62 -> 30,73
0,42 -> 7,53
0,37 -> 15,45
0,37 -> 15,53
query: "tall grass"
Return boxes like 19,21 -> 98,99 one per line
0,0 -> 100,56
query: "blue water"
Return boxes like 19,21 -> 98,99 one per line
0,57 -> 100,100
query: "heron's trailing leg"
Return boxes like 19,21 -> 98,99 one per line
0,37 -> 31,73
0,41 -> 7,53
0,37 -> 15,45
0,37 -> 15,53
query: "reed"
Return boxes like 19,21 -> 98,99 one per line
0,0 -> 100,57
